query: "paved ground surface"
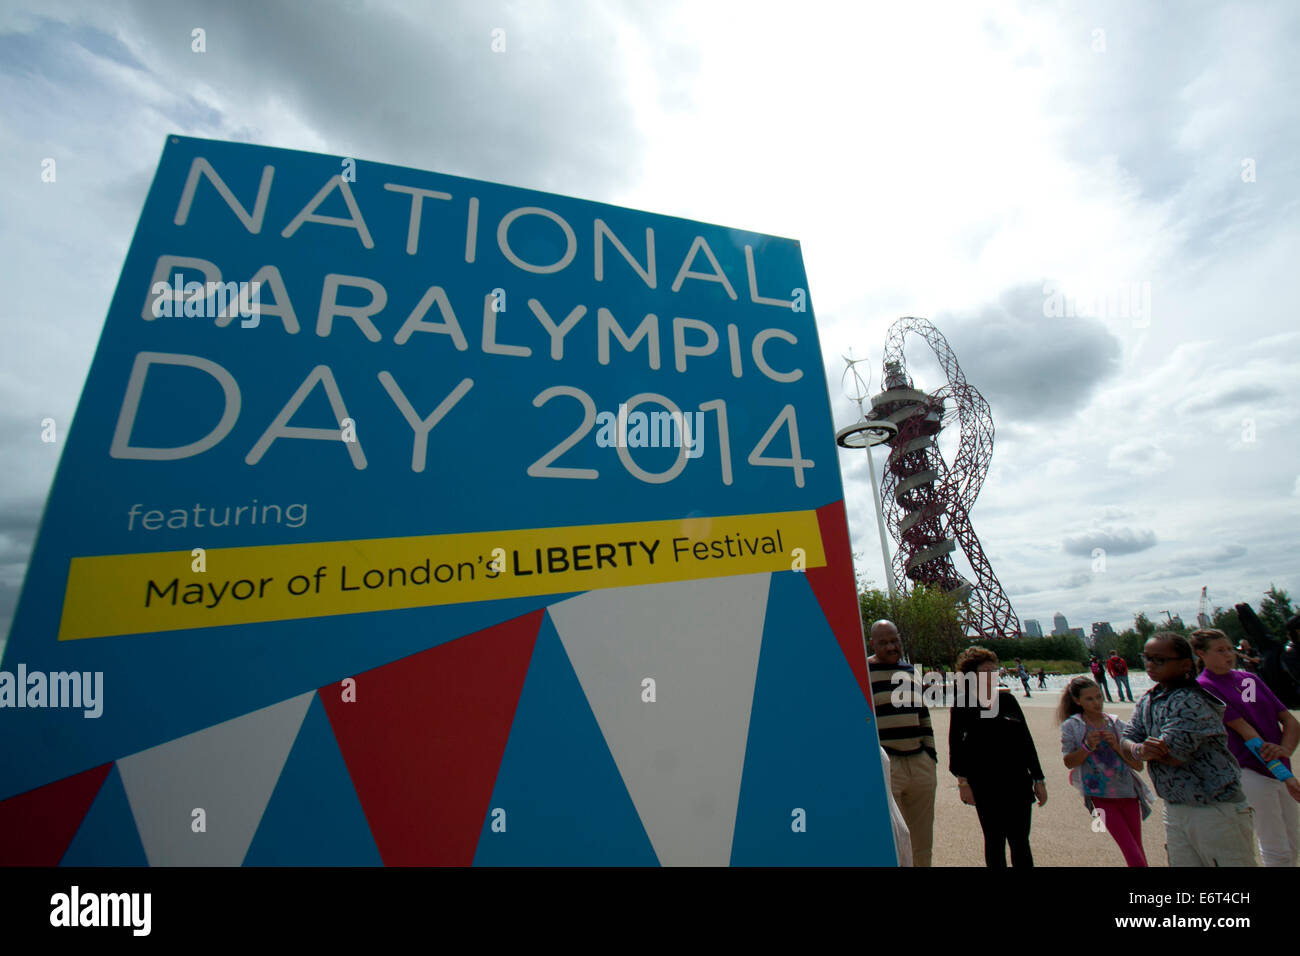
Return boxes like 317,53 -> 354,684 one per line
926,693 -> 1171,867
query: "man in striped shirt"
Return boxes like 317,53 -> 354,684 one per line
868,619 -> 937,866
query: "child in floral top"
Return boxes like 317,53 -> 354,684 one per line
1059,676 -> 1152,866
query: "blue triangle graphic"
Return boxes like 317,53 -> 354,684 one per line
243,693 -> 382,865
474,612 -> 658,865
60,764 -> 148,866
731,571 -> 897,865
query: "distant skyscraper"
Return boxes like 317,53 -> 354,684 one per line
1069,627 -> 1085,640
1023,619 -> 1043,638
1091,622 -> 1116,645
1053,613 -> 1069,636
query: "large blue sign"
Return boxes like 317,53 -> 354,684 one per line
1,136 -> 895,866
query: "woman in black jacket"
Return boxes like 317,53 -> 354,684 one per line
950,646 -> 1048,867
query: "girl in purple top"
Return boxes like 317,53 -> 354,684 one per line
1058,677 -> 1152,866
1192,629 -> 1300,866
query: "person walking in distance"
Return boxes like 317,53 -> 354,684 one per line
1121,633 -> 1259,867
1107,651 -> 1134,703
1016,659 -> 1032,698
867,620 -> 937,867
1090,656 -> 1114,703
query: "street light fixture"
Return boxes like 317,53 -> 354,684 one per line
836,353 -> 899,598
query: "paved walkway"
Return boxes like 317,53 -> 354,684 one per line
927,698 -> 1168,867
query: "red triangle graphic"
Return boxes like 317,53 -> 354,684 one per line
806,500 -> 872,705
0,763 -> 113,865
319,610 -> 543,865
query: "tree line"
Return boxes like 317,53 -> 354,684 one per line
858,582 -> 1296,672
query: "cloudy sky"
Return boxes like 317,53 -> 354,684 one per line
2,0 -> 1297,650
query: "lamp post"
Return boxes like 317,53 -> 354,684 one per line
835,354 -> 899,599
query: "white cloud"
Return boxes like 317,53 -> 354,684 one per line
1046,457 -> 1078,477
1106,439 -> 1174,476
1062,527 -> 1158,557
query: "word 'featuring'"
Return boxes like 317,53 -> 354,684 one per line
127,501 -> 307,530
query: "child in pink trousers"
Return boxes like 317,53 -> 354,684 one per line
1059,676 -> 1153,866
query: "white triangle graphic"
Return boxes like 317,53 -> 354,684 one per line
548,573 -> 770,866
117,691 -> 314,866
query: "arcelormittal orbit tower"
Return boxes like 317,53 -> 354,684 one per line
865,317 -> 1019,639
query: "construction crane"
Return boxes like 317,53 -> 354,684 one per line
1197,586 -> 1211,629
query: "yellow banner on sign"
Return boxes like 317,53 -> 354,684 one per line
58,510 -> 826,641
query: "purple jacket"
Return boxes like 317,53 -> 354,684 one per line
1198,669 -> 1292,778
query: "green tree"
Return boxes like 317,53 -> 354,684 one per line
859,584 -> 964,670
859,588 -> 893,637
1134,612 -> 1156,640
1258,585 -> 1295,641
910,585 -> 967,669
1090,629 -> 1121,660
1116,629 -> 1143,665
972,634 -> 1087,670
1208,606 -> 1246,644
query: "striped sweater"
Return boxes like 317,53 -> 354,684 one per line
869,661 -> 937,761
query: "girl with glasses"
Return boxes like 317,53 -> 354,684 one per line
1121,633 -> 1258,866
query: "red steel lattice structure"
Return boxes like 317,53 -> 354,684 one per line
866,317 -> 1020,639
